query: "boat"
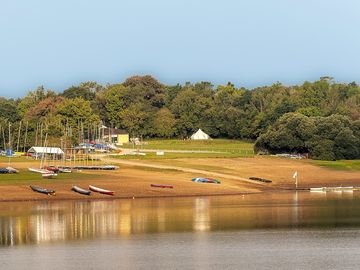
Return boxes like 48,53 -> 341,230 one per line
30,185 -> 56,195
89,185 -> 114,195
0,168 -> 9,174
58,168 -> 72,173
28,168 -> 52,174
71,186 -> 91,195
249,177 -> 272,183
191,178 -> 221,184
43,166 -> 60,173
150,184 -> 174,189
6,167 -> 19,173
42,173 -> 58,179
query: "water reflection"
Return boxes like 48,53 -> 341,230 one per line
1,191 -> 360,246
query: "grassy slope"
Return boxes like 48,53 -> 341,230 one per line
123,139 -> 254,151
311,160 -> 360,171
0,171 -> 99,185
120,139 -> 254,158
113,151 -> 253,159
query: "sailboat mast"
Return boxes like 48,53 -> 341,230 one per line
16,121 -> 22,152
23,121 -> 29,153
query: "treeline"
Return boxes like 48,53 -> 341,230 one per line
0,75 -> 360,160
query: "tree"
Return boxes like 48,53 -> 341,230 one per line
0,98 -> 20,122
152,108 -> 176,138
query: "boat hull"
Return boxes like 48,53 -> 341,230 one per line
151,184 -> 174,189
89,185 -> 114,195
30,185 -> 56,195
72,186 -> 91,195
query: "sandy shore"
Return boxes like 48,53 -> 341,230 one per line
0,156 -> 359,202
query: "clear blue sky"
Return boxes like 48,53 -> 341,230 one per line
1,0 -> 360,97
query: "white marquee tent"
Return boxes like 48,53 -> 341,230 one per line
28,147 -> 64,160
190,129 -> 211,140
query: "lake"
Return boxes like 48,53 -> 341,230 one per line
1,191 -> 360,269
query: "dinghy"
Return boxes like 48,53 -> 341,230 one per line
71,186 -> 91,195
150,184 -> 174,189
30,185 -> 56,195
249,177 -> 272,183
42,173 -> 58,179
89,185 -> 114,195
43,166 -> 60,173
58,168 -> 72,173
6,167 -> 19,173
28,168 -> 52,174
0,168 -> 9,174
191,178 -> 221,184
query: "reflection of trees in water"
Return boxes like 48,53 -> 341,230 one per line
0,198 -> 198,246
1,192 -> 360,246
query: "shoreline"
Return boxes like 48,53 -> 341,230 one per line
0,156 -> 359,203
0,188 -> 308,203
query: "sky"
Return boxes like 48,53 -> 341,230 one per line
1,0 -> 360,97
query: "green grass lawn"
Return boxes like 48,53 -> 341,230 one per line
0,170 -> 99,185
0,156 -> 37,163
122,139 -> 254,154
311,160 -> 360,171
113,150 -> 253,160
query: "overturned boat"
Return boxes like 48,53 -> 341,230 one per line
42,173 -> 58,179
6,167 -> 19,173
71,186 -> 91,195
150,184 -> 174,189
249,177 -> 272,183
0,168 -> 10,174
89,185 -> 114,195
30,185 -> 56,195
191,178 -> 221,184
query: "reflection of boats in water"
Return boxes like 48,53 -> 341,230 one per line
310,188 -> 324,193
310,186 -> 355,193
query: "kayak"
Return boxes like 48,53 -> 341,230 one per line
71,186 -> 91,195
30,185 -> 56,195
89,185 -> 114,195
150,184 -> 174,189
191,178 -> 221,184
249,177 -> 272,183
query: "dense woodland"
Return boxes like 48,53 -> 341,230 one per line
0,75 -> 360,160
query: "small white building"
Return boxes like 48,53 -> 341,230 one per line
190,129 -> 211,140
27,147 -> 64,160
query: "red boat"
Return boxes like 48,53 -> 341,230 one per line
89,185 -> 114,195
151,184 -> 174,189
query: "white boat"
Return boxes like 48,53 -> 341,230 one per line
89,185 -> 114,195
6,167 -> 19,173
28,168 -> 52,174
42,173 -> 58,179
59,168 -> 72,173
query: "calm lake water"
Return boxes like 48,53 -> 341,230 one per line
1,191 -> 360,269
